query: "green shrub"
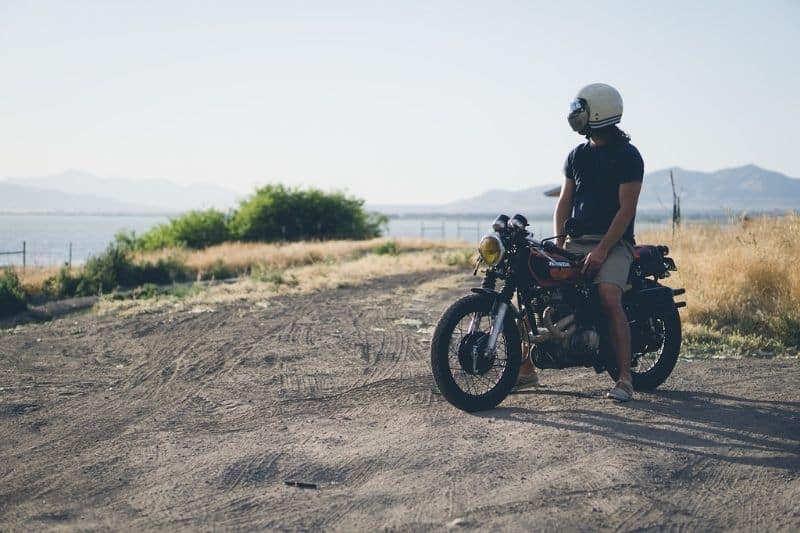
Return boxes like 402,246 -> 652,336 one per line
43,264 -> 81,298
116,185 -> 386,251
443,249 -> 476,267
113,230 -> 138,251
43,245 -> 191,298
136,209 -> 230,250
163,284 -> 204,299
228,184 -> 387,242
374,240 -> 399,256
0,269 -> 27,317
109,283 -> 204,301
251,265 -> 298,286
135,256 -> 190,285
71,244 -> 127,295
132,283 -> 159,300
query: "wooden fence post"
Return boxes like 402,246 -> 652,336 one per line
22,241 -> 26,270
670,170 -> 681,238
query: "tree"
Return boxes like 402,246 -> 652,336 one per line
228,184 -> 386,242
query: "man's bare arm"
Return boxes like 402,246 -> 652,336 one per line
554,178 -> 575,248
581,181 -> 642,274
598,181 -> 642,251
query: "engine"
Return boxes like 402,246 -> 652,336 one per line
527,288 -> 600,369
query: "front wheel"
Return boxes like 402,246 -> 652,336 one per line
431,294 -> 521,412
608,307 -> 682,390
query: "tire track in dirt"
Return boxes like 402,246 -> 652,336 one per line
264,275 -> 437,420
218,452 -> 283,490
331,298 -> 431,420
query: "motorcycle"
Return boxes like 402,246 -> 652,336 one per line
430,214 -> 685,412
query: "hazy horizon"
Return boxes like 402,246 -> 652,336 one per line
2,1 -> 798,204
2,163 -> 799,216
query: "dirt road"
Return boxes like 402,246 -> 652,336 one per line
1,271 -> 799,531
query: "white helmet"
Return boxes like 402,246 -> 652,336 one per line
568,83 -> 623,135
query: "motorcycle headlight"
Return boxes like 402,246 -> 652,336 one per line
478,234 -> 505,266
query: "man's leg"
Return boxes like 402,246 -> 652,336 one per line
597,282 -> 633,392
515,343 -> 539,389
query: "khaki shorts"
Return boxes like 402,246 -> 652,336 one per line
565,235 -> 634,290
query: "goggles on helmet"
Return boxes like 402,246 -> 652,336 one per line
569,99 -> 585,113
567,98 -> 589,134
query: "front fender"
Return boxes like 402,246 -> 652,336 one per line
470,288 -> 520,319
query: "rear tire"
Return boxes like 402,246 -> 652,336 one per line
431,294 -> 521,412
608,308 -> 681,391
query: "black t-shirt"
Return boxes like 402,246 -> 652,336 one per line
563,140 -> 644,244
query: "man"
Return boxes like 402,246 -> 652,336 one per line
517,83 -> 643,402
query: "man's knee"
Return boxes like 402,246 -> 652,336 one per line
597,283 -> 623,311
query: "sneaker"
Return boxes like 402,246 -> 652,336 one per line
512,372 -> 540,392
606,380 -> 634,402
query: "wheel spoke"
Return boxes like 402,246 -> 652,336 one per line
443,310 -> 513,397
633,317 -> 666,375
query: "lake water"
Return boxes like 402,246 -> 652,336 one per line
0,214 -> 673,267
0,215 -> 169,267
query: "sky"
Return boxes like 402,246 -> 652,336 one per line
1,0 -> 798,204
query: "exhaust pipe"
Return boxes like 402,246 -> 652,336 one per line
531,307 -> 576,343
544,308 -> 576,339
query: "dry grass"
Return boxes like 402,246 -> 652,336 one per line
97,249 -> 475,316
15,266 -> 60,295
10,238 -> 469,296
637,213 -> 800,353
136,238 -> 466,279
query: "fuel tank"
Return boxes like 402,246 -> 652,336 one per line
528,249 -> 582,285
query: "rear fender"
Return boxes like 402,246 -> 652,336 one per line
624,286 -> 676,319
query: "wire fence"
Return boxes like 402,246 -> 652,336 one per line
0,242 -> 75,269
383,219 -> 555,242
0,241 -> 26,269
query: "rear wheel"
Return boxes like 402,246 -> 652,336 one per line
431,294 -> 521,412
607,308 -> 681,390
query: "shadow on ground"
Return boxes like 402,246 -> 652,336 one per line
487,388 -> 800,471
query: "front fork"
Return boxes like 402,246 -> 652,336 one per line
485,302 -> 509,356
466,297 -> 511,357
468,277 -> 516,357
464,301 -> 508,372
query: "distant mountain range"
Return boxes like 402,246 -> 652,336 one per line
1,165 -> 797,216
0,170 -> 241,214
369,164 -> 800,217
0,182 -> 158,214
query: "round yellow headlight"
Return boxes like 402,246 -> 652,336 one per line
478,234 -> 505,266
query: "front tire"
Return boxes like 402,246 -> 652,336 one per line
608,307 -> 682,390
431,294 -> 521,412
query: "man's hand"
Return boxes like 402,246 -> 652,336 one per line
581,245 -> 609,275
